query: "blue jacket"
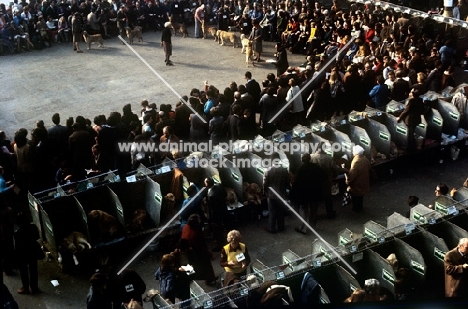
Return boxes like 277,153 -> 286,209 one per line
369,84 -> 390,109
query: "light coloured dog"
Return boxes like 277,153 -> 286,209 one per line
82,31 -> 104,50
61,231 -> 91,253
204,26 -> 218,41
125,26 -> 143,44
240,34 -> 254,66
217,30 -> 239,48
240,33 -> 249,53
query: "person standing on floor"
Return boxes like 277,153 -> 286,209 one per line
249,19 -> 263,62
310,143 -> 344,219
444,238 -> 468,297
161,22 -> 173,65
291,153 -> 327,234
263,152 -> 290,233
345,145 -> 371,213
194,4 -> 204,39
14,212 -> 41,295
71,12 -> 83,53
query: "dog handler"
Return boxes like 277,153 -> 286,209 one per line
161,22 -> 173,65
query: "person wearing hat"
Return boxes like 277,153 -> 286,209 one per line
345,145 -> 370,213
161,21 -> 173,65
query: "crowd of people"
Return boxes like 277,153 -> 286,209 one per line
2,0 -> 468,307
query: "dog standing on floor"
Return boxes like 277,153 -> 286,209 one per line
168,16 -> 188,37
240,34 -> 255,67
125,26 -> 143,44
217,30 -> 239,47
82,31 -> 104,49
204,26 -> 218,41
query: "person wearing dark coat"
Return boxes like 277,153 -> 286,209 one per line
15,212 -> 41,295
161,21 -> 173,65
396,89 -> 424,152
306,81 -> 332,121
263,152 -> 290,233
391,70 -> 411,102
291,153 -> 327,233
444,238 -> 468,297
204,177 -> 227,252
87,273 -> 112,309
275,43 -> 289,77
174,97 -> 192,140
226,104 -> 243,141
259,87 -> 279,137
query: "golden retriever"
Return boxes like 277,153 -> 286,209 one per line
87,209 -> 121,239
240,34 -> 254,66
82,31 -> 104,50
217,30 -> 239,48
168,17 -> 188,37
204,26 -> 218,41
125,26 -> 143,44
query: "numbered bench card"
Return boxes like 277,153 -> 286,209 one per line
236,253 -> 245,262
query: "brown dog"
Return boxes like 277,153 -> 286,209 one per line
82,31 -> 104,50
161,193 -> 175,219
168,17 -> 188,37
217,30 -> 239,48
129,209 -> 147,232
204,26 -> 218,41
87,210 -> 121,239
125,26 -> 143,45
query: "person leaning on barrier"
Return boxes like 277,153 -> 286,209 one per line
220,230 -> 251,287
396,88 -> 424,152
444,238 -> 468,297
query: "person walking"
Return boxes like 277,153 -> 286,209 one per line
263,152 -> 290,233
161,22 -> 173,65
444,238 -> 468,297
345,145 -> 371,213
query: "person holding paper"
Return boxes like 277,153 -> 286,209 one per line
220,230 -> 251,287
